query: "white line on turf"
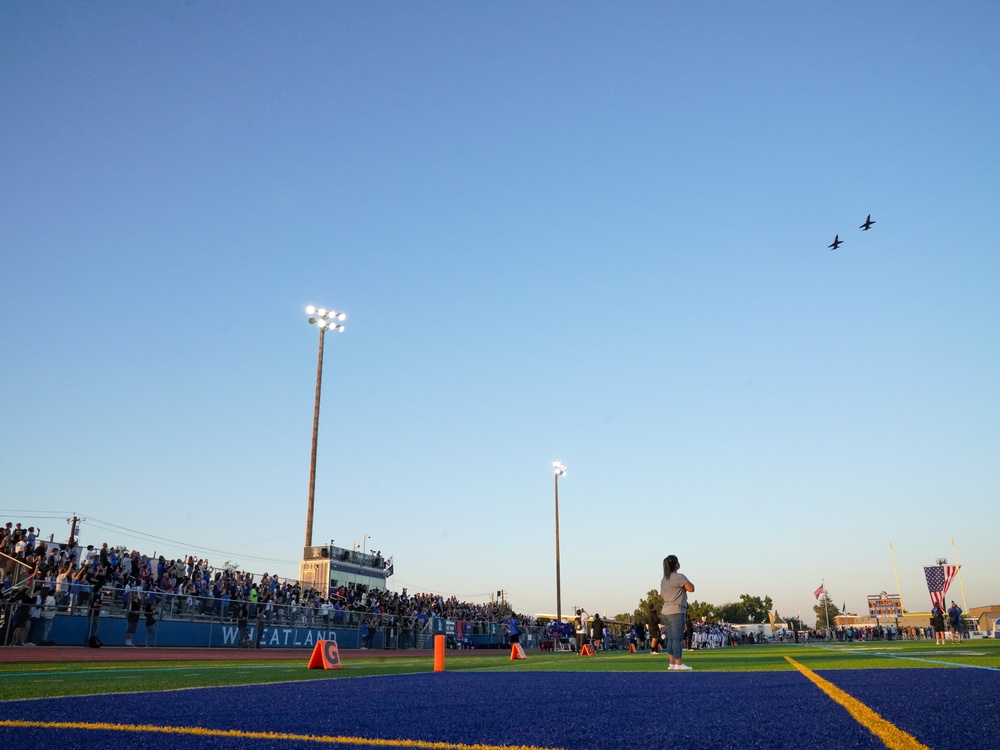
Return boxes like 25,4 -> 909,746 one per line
818,645 -> 1000,671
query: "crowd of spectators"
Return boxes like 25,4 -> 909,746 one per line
809,623 -> 940,642
2,518 -> 526,647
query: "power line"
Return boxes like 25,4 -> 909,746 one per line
3,509 -> 298,567
83,516 -> 298,567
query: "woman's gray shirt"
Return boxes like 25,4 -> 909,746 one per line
660,573 -> 691,616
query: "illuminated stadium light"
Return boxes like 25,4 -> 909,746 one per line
304,304 -> 347,548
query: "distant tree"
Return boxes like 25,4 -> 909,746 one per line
716,601 -> 749,623
687,600 -> 716,622
813,593 -> 840,629
626,591 -> 774,625
628,589 -> 664,623
738,594 -> 774,623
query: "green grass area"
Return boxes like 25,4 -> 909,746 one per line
2,639 -> 998,702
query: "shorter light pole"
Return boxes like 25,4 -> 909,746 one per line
553,461 -> 567,624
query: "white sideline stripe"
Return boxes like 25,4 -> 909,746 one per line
0,664 -> 296,679
1,658 -> 430,681
819,646 -> 1000,672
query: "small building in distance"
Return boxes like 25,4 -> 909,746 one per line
970,605 -> 1000,634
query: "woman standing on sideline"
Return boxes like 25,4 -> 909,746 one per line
660,554 -> 695,670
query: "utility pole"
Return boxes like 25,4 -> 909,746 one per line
66,514 -> 86,546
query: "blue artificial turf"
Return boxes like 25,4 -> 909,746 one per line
1,669 -> 994,749
818,668 -> 1000,749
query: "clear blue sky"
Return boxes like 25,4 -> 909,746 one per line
3,2 -> 998,624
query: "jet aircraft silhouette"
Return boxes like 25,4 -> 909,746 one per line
828,235 -> 843,250
860,214 -> 876,231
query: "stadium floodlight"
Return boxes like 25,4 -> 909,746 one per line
553,460 -> 567,624
308,307 -> 346,332
304,305 -> 347,548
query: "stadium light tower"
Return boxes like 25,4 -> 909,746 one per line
553,460 -> 567,625
304,305 -> 346,549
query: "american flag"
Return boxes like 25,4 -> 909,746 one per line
924,565 -> 960,611
814,584 -> 825,599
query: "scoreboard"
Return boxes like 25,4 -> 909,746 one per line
867,592 -> 902,619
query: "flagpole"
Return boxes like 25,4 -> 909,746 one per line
824,580 -> 830,632
952,538 -> 969,616
890,540 -> 905,613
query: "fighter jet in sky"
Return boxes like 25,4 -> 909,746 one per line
828,235 -> 843,250
860,214 -> 876,231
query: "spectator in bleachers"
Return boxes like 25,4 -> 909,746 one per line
39,587 -> 57,644
3,515 -> 532,648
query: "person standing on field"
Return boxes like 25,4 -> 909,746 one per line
931,604 -> 947,645
40,588 -> 57,645
660,554 -> 695,671
947,601 -> 963,644
647,602 -> 661,654
125,595 -> 141,646
143,598 -> 158,647
573,608 -> 589,651
634,617 -> 647,650
590,613 -> 604,652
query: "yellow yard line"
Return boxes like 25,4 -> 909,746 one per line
785,657 -> 929,750
0,720 -> 563,750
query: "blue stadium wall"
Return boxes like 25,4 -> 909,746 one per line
39,615 -> 511,649
43,615 -> 365,649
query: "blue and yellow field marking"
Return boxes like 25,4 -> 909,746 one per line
0,719 -> 565,750
785,657 -> 929,750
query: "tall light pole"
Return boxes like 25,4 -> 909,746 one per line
304,305 -> 346,549
553,460 -> 566,624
